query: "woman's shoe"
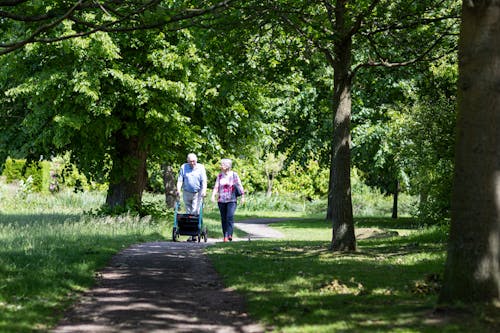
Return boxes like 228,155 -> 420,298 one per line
228,235 -> 232,241
223,237 -> 228,242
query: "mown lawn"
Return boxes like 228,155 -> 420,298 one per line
206,217 -> 500,333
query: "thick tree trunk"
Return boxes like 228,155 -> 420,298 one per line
163,164 -> 177,208
328,2 -> 356,251
439,1 -> 500,304
105,134 -> 148,210
329,75 -> 356,251
327,161 -> 334,220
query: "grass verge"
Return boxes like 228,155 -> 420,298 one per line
0,190 -> 165,333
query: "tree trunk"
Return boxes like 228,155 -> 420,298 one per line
105,134 -> 148,210
438,0 -> 500,304
419,188 -> 429,210
163,164 -> 177,208
392,181 -> 399,219
327,161 -> 334,220
328,1 -> 356,251
329,75 -> 356,251
266,172 -> 273,197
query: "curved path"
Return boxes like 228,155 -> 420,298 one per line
234,218 -> 286,240
51,218 -> 287,333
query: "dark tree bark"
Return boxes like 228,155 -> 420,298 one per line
105,134 -> 148,210
328,1 -> 356,251
438,0 -> 500,304
392,181 -> 399,219
163,164 -> 177,208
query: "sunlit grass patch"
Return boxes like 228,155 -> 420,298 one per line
0,189 -> 164,333
207,218 -> 494,333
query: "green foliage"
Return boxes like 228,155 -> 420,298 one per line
2,158 -> 23,182
91,191 -> 170,220
2,156 -> 103,193
145,162 -> 165,194
15,176 -> 35,199
0,0 -> 462,218
1,18 -> 276,208
351,53 -> 458,225
233,158 -> 266,194
238,192 -> 313,214
390,59 -> 458,224
2,158 -> 51,193
274,159 -> 329,200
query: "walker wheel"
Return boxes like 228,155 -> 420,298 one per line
203,227 -> 208,242
172,227 -> 179,242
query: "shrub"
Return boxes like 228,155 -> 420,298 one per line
3,158 -> 24,182
2,158 -> 51,192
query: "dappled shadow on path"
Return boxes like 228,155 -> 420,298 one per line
52,242 -> 263,333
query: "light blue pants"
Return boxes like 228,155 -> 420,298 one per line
183,191 -> 202,215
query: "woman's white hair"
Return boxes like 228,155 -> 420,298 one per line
221,158 -> 232,169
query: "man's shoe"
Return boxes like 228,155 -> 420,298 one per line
228,235 -> 232,241
223,237 -> 228,242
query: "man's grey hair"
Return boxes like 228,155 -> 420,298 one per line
187,153 -> 197,162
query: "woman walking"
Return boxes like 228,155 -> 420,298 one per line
211,158 -> 245,242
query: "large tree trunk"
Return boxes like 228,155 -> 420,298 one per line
163,164 -> 177,208
438,0 -> 500,304
328,1 -> 356,251
106,134 -> 148,210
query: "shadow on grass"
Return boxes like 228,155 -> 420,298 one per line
0,212 -> 163,333
355,216 -> 422,229
208,238 -> 491,333
0,213 -> 82,226
251,216 -> 422,231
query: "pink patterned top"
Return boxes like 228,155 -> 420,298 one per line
213,171 -> 244,203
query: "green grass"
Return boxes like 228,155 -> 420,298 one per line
206,218 -> 499,333
0,188 -> 165,333
0,183 -> 497,333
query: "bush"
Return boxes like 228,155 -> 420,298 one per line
274,160 -> 329,200
2,156 -> 105,193
2,158 -> 52,192
3,158 -> 24,182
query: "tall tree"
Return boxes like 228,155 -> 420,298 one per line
236,0 -> 459,250
439,0 -> 500,304
1,28 -> 204,208
351,58 -> 458,221
1,18 -> 270,209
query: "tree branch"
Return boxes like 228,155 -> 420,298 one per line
352,30 -> 457,75
0,0 -> 234,55
0,0 -> 83,54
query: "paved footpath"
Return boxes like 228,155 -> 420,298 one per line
51,219 -> 286,333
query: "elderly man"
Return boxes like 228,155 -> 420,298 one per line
176,153 -> 207,215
